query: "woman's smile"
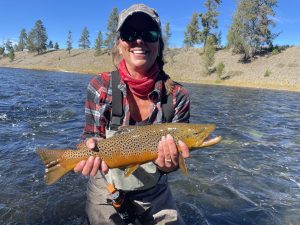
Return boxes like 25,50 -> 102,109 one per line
129,49 -> 148,55
119,38 -> 158,75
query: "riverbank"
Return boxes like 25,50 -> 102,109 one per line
0,47 -> 299,92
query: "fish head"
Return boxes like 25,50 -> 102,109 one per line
178,124 -> 221,149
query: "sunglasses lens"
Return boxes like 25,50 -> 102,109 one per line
120,31 -> 135,42
120,30 -> 159,43
144,31 -> 159,42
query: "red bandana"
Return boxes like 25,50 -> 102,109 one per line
118,59 -> 160,97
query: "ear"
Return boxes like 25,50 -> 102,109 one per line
117,40 -> 122,55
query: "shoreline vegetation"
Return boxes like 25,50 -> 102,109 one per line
0,47 -> 299,92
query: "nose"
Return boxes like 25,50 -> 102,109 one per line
135,36 -> 145,44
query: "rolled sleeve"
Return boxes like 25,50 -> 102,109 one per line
83,74 -> 111,140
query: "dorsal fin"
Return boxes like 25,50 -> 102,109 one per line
114,126 -> 137,135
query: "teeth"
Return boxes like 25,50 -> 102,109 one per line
132,50 -> 146,54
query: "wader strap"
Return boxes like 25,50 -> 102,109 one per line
162,92 -> 175,123
111,70 -> 123,129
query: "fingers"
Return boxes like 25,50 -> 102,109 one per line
164,134 -> 179,166
90,157 -> 101,176
101,161 -> 109,174
74,137 -> 108,176
178,140 -> 190,158
74,156 -> 108,176
154,134 -> 183,172
161,136 -> 170,160
74,160 -> 86,173
155,140 -> 165,167
82,156 -> 95,176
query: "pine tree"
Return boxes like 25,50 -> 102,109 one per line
48,40 -> 53,49
18,28 -> 27,51
8,48 -> 15,62
66,30 -> 72,54
163,22 -> 171,49
183,12 -> 200,47
79,27 -> 90,49
33,19 -> 48,54
0,46 -> 4,56
227,0 -> 278,61
54,42 -> 59,50
202,35 -> 217,75
5,40 -> 13,52
13,44 -> 18,51
27,29 -> 35,52
199,0 -> 222,48
94,31 -> 103,56
105,7 -> 118,49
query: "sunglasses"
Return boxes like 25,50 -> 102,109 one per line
120,30 -> 160,43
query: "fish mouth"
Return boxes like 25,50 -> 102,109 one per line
191,125 -> 221,147
200,136 -> 222,147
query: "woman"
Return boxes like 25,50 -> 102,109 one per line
74,4 -> 190,224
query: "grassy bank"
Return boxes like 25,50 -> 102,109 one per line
0,47 -> 299,92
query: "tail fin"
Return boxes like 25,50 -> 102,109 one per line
36,149 -> 79,185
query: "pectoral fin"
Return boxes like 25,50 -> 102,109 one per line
178,147 -> 188,176
124,164 -> 139,177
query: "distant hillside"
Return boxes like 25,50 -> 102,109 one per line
0,47 -> 299,92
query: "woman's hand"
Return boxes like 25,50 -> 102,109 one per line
154,134 -> 190,173
73,137 -> 109,176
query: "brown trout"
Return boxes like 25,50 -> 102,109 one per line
37,123 -> 222,185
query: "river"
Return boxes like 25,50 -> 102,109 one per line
0,67 -> 299,225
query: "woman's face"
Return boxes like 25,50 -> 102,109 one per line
118,13 -> 160,76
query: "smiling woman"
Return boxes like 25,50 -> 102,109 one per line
117,12 -> 160,79
73,3 -> 191,225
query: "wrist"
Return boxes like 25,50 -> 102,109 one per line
154,162 -> 178,174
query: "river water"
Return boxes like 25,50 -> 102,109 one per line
0,67 -> 299,225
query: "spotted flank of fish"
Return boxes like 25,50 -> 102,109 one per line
37,123 -> 222,185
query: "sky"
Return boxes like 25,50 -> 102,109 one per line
1,0 -> 300,49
